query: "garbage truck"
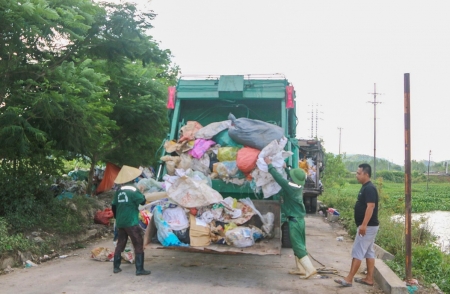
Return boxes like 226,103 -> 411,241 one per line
298,139 -> 324,213
148,74 -> 305,255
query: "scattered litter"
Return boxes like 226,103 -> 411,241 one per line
336,236 -> 344,241
25,260 -> 38,267
59,255 -> 69,259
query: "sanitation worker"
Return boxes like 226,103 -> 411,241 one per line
112,165 -> 151,276
264,157 -> 317,279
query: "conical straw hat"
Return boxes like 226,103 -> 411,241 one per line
114,165 -> 142,184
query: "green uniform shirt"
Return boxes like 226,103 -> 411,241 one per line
267,164 -> 306,218
112,185 -> 145,228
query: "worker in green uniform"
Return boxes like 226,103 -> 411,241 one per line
112,165 -> 151,276
264,157 -> 317,279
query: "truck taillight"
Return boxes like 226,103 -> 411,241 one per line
285,86 -> 294,108
167,86 -> 176,109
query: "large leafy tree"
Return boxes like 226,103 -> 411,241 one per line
0,0 -> 178,198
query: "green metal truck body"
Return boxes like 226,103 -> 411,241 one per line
152,74 -> 302,255
157,74 -> 299,200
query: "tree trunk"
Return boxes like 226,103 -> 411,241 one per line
86,154 -> 97,196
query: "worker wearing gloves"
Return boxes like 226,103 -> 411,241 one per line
264,157 -> 317,279
112,165 -> 151,276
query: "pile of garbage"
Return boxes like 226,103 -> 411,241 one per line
135,113 -> 293,249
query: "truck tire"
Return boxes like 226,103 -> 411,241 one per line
281,222 -> 292,248
310,197 -> 318,213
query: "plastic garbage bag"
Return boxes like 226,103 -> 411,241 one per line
217,147 -> 240,162
167,175 -> 223,208
188,139 -> 216,159
162,206 -> 189,231
195,120 -> 232,139
91,247 -> 114,262
178,121 -> 202,142
191,153 -> 211,175
227,113 -> 284,150
256,137 -> 291,172
173,228 -> 190,244
153,205 -> 189,247
137,178 -> 163,193
236,147 -> 260,174
213,129 -> 242,147
213,161 -> 239,178
225,227 -> 255,248
239,198 -> 275,235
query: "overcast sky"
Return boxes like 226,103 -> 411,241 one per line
124,0 -> 449,165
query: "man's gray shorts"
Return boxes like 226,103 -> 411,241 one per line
352,226 -> 379,260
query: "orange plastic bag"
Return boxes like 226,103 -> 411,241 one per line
236,147 -> 260,174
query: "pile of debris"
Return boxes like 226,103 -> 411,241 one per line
134,114 -> 293,249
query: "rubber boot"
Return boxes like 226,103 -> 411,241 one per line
298,255 -> 317,279
113,254 -> 122,273
289,256 -> 306,275
135,253 -> 151,276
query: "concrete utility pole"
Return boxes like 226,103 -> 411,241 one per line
404,73 -> 412,282
368,83 -> 382,179
427,150 -> 431,191
337,127 -> 343,155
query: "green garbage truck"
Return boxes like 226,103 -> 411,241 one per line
150,74 -> 307,254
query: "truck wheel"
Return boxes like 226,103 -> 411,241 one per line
281,222 -> 292,248
310,197 -> 318,213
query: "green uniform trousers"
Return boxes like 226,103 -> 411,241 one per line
289,216 -> 307,259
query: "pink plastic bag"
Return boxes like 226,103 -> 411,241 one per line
188,139 -> 216,159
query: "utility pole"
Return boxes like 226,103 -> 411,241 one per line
368,83 -> 382,179
337,127 -> 343,155
427,150 -> 431,191
308,104 -> 314,138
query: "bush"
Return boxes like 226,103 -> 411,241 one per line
0,217 -> 38,256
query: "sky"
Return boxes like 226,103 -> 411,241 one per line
119,0 -> 449,165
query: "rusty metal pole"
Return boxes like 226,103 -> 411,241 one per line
404,73 -> 412,281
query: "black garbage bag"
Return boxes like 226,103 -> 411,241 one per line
227,113 -> 284,150
173,228 -> 190,244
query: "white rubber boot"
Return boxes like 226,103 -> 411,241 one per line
289,256 -> 306,275
298,255 -> 317,279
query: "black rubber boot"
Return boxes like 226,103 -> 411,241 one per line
135,253 -> 151,276
113,254 -> 122,273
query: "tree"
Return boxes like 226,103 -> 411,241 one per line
1,0 -> 178,198
322,153 -> 349,187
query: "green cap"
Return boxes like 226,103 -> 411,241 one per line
289,168 -> 306,186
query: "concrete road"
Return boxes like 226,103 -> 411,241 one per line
0,215 -> 384,294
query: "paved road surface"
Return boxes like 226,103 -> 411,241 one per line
0,215 -> 384,294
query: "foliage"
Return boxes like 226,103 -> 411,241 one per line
321,153 -> 349,187
1,0 -> 178,200
0,157 -> 62,216
0,217 -> 38,256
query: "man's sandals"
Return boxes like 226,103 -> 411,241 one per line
334,277 -> 374,287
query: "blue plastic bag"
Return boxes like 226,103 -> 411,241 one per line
152,206 -> 189,247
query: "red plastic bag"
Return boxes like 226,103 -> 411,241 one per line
236,147 -> 260,174
94,208 -> 114,225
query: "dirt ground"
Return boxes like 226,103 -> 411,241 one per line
0,215 -> 396,294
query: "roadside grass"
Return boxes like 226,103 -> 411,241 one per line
320,180 -> 450,293
0,195 -> 101,258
